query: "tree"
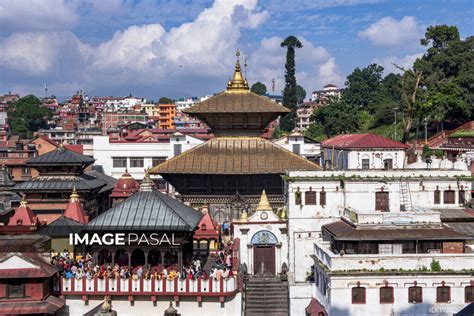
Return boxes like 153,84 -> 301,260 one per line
343,63 -> 385,112
158,97 -> 173,104
399,67 -> 423,143
310,99 -> 361,137
7,95 -> 51,138
296,85 -> 306,104
250,82 -> 267,95
280,35 -> 303,132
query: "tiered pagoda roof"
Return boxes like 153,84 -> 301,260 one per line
150,50 -> 320,178
27,145 -> 95,167
63,187 -> 88,224
110,169 -> 140,198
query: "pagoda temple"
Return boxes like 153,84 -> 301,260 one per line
150,50 -> 320,222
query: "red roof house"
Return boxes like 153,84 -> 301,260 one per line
322,133 -> 410,149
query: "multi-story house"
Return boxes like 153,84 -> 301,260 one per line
273,131 -> 321,163
157,103 -> 176,129
311,84 -> 342,103
296,101 -> 322,131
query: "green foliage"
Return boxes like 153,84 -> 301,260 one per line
434,149 -> 444,158
304,123 -> 325,142
271,124 -> 283,139
421,266 -> 428,272
280,35 -> 303,132
451,129 -> 474,137
250,82 -> 267,96
296,85 -> 306,104
158,97 -> 173,104
7,95 -> 51,138
430,259 -> 441,272
422,144 -> 433,158
310,99 -> 361,137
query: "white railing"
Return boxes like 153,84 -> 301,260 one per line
314,240 -> 474,272
61,276 -> 237,296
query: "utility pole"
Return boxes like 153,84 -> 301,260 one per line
44,83 -> 48,99
271,78 -> 275,93
392,108 -> 398,140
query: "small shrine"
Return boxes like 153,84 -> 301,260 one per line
110,169 -> 140,205
193,204 -> 220,257
233,190 -> 288,276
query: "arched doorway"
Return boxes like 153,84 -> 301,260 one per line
114,249 -> 128,266
98,249 -> 112,265
251,230 -> 278,276
131,249 -> 145,267
148,249 -> 161,267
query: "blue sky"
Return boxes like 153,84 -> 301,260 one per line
0,0 -> 472,100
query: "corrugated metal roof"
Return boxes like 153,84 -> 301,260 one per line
27,147 -> 95,166
183,91 -> 290,114
0,295 -> 65,314
14,174 -> 106,192
323,220 -> 467,241
444,223 -> 474,239
38,216 -> 84,237
150,137 -> 321,175
86,190 -> 202,231
322,133 -> 410,149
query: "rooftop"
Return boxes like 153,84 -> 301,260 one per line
86,190 -> 202,231
150,137 -> 321,175
322,133 -> 410,149
27,146 -> 94,167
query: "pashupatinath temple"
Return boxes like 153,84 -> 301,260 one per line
150,50 -> 320,222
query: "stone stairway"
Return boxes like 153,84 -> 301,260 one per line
244,277 -> 289,316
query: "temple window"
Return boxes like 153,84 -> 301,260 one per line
380,286 -> 394,304
352,286 -> 366,304
362,159 -> 370,170
112,157 -> 127,168
443,190 -> 455,204
305,189 -> 316,205
465,286 -> 474,302
7,282 -> 25,298
408,286 -> 422,303
436,285 -> 451,303
434,189 -> 441,204
320,191 -> 326,206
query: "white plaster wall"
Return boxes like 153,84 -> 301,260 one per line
63,294 -> 241,316
93,135 -> 202,179
273,136 -> 321,158
347,149 -> 406,169
289,283 -> 314,316
315,273 -> 471,316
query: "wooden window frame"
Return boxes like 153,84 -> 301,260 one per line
434,190 -> 441,204
351,286 -> 366,304
361,159 -> 370,170
465,286 -> 474,303
436,286 -> 451,303
380,286 -> 394,304
408,286 -> 422,303
305,190 -> 316,205
320,191 -> 326,206
443,190 -> 455,204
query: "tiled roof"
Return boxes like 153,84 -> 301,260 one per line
323,220 -> 466,241
150,137 -> 321,175
183,91 -> 290,114
0,252 -> 59,278
27,147 -> 95,166
0,295 -> 65,314
322,133 -> 410,149
86,190 -> 202,231
14,174 -> 107,192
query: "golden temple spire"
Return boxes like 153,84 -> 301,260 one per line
256,190 -> 272,211
226,49 -> 249,93
70,185 -> 80,202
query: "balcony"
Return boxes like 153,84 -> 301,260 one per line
61,276 -> 239,298
313,240 -> 474,273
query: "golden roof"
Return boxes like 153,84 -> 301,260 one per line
149,137 -> 321,175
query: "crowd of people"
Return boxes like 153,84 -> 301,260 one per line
51,247 -> 235,283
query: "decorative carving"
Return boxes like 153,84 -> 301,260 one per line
280,263 -> 288,281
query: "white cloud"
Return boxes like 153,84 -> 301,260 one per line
373,53 -> 423,74
0,0 -> 79,34
358,16 -> 423,47
249,36 -> 343,97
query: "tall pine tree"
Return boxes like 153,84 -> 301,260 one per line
280,36 -> 302,132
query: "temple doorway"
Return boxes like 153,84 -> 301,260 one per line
253,245 -> 275,275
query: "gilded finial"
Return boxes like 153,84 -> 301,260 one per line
226,49 -> 249,93
140,168 -> 153,191
70,185 -> 80,202
240,209 -> 248,220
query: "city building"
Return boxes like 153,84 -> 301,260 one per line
93,130 -> 204,183
157,103 -> 176,129
321,133 -> 410,170
273,131 -> 321,163
101,112 -> 149,135
0,93 -> 19,110
296,101 -> 322,131
311,84 -> 342,103
284,161 -> 472,315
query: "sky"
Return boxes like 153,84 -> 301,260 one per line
0,0 -> 472,101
